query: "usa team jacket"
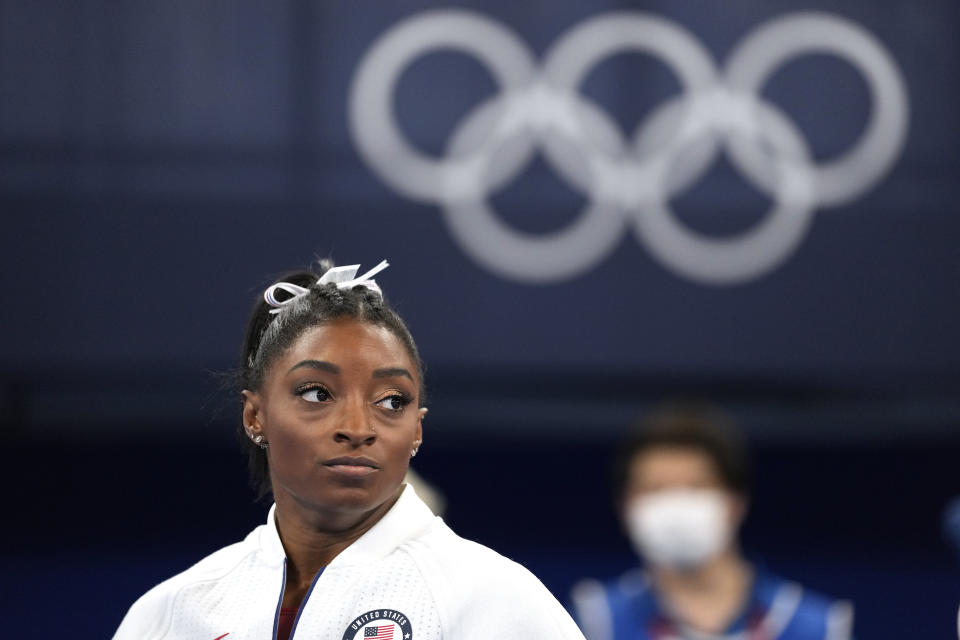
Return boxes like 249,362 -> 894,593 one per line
113,485 -> 586,640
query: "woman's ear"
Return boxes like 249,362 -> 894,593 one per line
242,389 -> 263,436
415,407 -> 427,444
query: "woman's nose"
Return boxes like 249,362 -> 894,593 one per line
334,400 -> 376,446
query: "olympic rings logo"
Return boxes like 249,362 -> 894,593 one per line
348,10 -> 909,284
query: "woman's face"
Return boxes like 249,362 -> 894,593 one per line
243,319 -> 425,520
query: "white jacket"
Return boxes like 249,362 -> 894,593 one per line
114,485 -> 585,640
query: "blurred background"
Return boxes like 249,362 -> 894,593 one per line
1,0 -> 958,637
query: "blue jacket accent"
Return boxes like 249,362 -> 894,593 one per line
571,566 -> 853,640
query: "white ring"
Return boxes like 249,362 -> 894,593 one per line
539,12 -> 720,199
630,90 -> 816,284
348,10 -> 537,203
724,11 -> 909,207
440,89 -> 627,282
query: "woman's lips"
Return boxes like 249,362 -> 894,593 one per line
322,456 -> 380,477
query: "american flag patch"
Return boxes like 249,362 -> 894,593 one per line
364,625 -> 394,639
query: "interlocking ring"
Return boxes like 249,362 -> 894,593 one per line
348,10 -> 909,284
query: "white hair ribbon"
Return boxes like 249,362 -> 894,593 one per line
263,259 -> 390,314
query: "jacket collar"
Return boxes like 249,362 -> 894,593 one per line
259,483 -> 436,568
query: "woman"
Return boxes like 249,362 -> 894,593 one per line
114,260 -> 584,640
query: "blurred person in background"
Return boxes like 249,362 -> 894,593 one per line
571,402 -> 853,640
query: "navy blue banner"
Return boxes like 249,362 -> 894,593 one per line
1,0 -> 957,387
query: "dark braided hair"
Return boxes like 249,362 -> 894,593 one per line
240,260 -> 425,500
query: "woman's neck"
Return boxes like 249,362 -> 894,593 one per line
273,486 -> 403,608
652,549 -> 752,634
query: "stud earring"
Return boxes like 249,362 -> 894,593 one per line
248,427 -> 268,450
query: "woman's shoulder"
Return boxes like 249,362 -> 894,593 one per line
113,527 -> 270,640
412,519 -> 541,583
404,521 -> 585,639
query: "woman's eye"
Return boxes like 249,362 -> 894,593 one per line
375,394 -> 410,412
298,386 -> 330,403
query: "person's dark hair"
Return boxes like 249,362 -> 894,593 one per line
611,400 -> 751,503
239,259 -> 425,500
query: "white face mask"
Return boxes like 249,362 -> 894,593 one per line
625,488 -> 732,571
